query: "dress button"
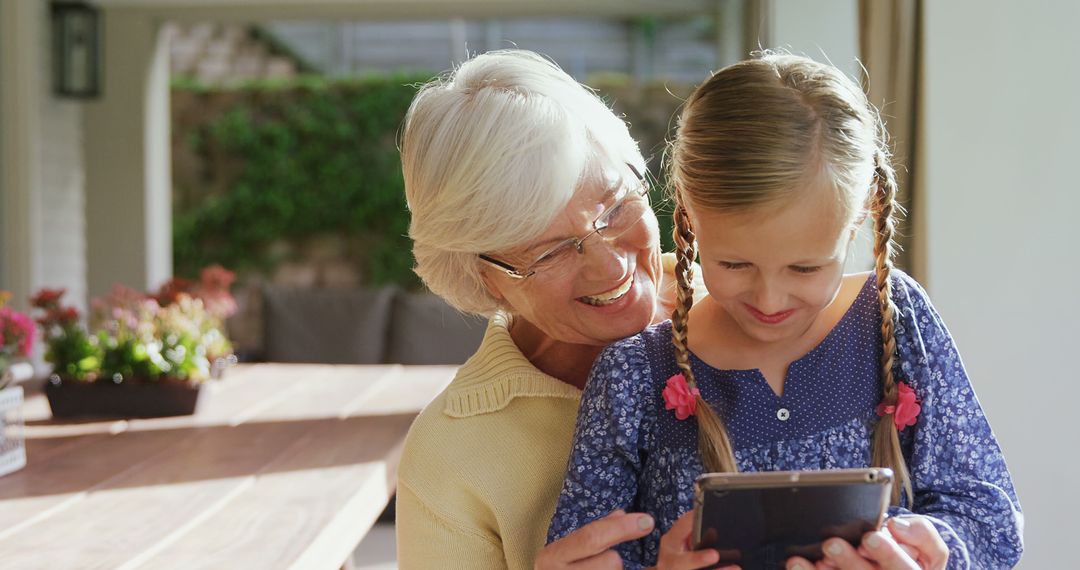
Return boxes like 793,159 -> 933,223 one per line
776,408 -> 791,421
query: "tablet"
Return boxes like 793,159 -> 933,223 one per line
692,468 -> 893,569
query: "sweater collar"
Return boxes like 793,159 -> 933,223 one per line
442,312 -> 581,418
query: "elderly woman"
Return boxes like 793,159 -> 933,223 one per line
396,50 -> 701,569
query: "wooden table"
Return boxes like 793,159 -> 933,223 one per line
0,363 -> 456,570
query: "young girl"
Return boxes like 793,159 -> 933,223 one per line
547,54 -> 1023,570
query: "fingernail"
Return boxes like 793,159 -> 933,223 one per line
637,515 -> 654,530
791,564 -> 807,570
865,532 -> 882,548
891,517 -> 912,533
825,541 -> 844,556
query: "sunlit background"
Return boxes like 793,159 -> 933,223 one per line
1,1 -> 1076,567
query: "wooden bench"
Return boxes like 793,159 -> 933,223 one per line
0,363 -> 455,569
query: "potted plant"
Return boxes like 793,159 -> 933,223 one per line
0,291 -> 35,476
31,265 -> 238,419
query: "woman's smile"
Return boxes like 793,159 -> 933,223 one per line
578,273 -> 634,306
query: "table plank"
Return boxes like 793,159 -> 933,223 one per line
0,364 -> 450,569
0,365 -> 336,539
0,420 -> 317,569
350,365 -> 456,416
127,366 -> 450,569
128,414 -> 414,570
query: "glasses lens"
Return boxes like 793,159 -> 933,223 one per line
596,192 -> 650,240
521,178 -> 650,281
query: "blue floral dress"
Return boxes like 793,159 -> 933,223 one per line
547,271 -> 1023,569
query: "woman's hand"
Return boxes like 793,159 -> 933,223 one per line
785,516 -> 948,570
652,512 -> 737,570
535,510 -> 655,569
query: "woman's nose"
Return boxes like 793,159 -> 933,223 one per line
578,236 -> 629,282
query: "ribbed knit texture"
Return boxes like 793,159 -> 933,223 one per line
396,312 -> 582,570
395,253 -> 702,569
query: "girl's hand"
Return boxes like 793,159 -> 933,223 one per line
785,516 -> 948,570
535,509 -> 655,569
651,511 -> 738,570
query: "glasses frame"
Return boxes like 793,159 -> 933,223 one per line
479,163 -> 650,280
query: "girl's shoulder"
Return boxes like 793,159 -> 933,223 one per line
887,268 -> 933,307
598,320 -> 676,363
884,268 -> 949,334
591,320 -> 678,387
882,269 -> 963,380
853,268 -> 938,321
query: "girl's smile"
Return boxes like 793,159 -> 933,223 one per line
744,304 -> 796,325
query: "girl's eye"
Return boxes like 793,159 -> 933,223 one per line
791,265 -> 822,274
719,262 -> 750,270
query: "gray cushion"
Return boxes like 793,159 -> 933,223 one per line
263,285 -> 396,364
386,293 -> 486,365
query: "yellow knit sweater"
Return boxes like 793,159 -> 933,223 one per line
396,310 -> 581,570
396,254 -> 698,569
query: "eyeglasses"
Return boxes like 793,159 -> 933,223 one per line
479,163 -> 652,281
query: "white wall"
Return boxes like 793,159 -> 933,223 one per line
84,10 -> 173,300
39,8 -> 88,313
0,0 -> 44,310
770,0 -> 860,79
0,0 -> 87,313
922,1 -> 1080,567
757,0 -> 877,273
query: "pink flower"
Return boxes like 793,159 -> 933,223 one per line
663,373 -> 700,420
30,288 -> 66,310
0,306 -> 35,357
10,311 -> 34,356
200,264 -> 236,291
153,277 -> 194,307
876,382 -> 922,431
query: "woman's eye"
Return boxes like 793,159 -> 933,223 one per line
601,204 -> 626,226
534,244 -> 575,268
791,265 -> 822,274
719,262 -> 750,270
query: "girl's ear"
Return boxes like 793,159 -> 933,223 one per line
848,220 -> 864,244
680,201 -> 699,232
850,199 -> 871,243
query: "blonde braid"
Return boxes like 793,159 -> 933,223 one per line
672,204 -> 738,473
869,149 -> 914,505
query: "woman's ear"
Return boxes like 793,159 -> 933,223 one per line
479,266 -> 506,303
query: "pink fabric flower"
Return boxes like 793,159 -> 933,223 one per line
663,373 -> 700,420
876,381 -> 922,430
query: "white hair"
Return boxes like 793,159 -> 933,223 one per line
401,49 -> 644,316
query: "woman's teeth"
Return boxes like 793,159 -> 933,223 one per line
580,276 -> 634,306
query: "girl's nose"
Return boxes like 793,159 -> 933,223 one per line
752,278 -> 788,314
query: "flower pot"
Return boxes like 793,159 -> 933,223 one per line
0,385 -> 26,477
44,378 -> 205,419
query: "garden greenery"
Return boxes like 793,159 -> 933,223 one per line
173,74 -> 678,288
173,74 -> 432,287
